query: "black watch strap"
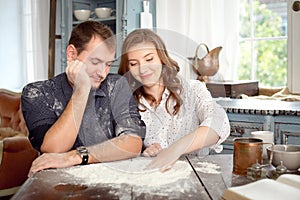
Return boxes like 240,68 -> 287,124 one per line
76,146 -> 89,165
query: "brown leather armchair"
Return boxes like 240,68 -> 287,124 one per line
0,89 -> 38,197
0,89 -> 28,134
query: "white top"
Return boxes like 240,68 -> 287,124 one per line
140,79 -> 230,155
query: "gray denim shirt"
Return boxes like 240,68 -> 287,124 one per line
21,73 -> 146,151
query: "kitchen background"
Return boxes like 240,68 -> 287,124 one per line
0,0 -> 299,93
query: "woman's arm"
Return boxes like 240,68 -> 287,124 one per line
145,126 -> 219,171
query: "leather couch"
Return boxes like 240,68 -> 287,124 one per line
0,89 -> 38,197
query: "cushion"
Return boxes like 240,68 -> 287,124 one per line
0,136 -> 38,196
0,89 -> 28,135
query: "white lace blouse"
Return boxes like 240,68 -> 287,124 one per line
140,79 -> 230,155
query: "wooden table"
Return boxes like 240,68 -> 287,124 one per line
186,154 -> 253,200
12,155 -> 252,200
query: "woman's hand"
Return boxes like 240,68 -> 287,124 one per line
143,142 -> 162,157
143,142 -> 180,172
145,144 -> 182,172
145,127 -> 220,172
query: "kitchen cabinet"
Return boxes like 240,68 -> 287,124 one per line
60,0 -> 156,73
274,116 -> 300,145
216,98 -> 300,153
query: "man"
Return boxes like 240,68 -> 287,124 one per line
21,21 -> 146,175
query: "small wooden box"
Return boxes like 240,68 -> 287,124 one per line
205,80 -> 259,98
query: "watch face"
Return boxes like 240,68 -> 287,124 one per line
77,146 -> 88,154
77,146 -> 89,165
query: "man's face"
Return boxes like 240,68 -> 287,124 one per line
77,36 -> 115,89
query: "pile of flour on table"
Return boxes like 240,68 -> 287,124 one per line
63,157 -> 192,187
194,161 -> 221,174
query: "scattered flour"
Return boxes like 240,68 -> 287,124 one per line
63,157 -> 192,187
194,161 -> 221,174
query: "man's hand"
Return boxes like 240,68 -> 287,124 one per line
28,150 -> 80,177
143,142 -> 162,157
66,60 -> 91,89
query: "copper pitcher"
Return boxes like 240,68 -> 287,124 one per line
187,43 -> 222,81
233,137 -> 275,176
233,138 -> 264,175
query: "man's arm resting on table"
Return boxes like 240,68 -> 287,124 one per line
28,134 -> 142,176
63,133 -> 143,165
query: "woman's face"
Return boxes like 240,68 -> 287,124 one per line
127,42 -> 163,88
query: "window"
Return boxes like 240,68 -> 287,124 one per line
0,0 -> 48,92
0,0 -> 25,91
238,0 -> 287,87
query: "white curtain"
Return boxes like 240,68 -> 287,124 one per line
156,0 -> 239,81
0,0 -> 49,91
23,0 -> 49,83
0,0 -> 24,91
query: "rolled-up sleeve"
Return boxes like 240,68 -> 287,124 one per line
110,76 -> 146,140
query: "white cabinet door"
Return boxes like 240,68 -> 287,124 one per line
288,0 -> 300,93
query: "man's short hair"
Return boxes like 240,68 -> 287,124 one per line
68,21 -> 116,55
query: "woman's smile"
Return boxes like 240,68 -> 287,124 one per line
140,73 -> 153,80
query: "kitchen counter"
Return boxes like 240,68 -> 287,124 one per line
215,98 -> 300,152
216,98 -> 300,115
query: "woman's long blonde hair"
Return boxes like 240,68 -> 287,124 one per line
118,29 -> 182,115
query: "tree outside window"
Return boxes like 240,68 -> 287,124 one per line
238,0 -> 287,87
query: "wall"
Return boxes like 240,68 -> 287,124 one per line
288,0 -> 300,93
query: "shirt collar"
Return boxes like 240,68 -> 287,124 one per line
140,87 -> 170,109
95,79 -> 107,97
94,88 -> 106,97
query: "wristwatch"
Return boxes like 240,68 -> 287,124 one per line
76,146 -> 89,165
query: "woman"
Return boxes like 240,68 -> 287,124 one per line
118,29 -> 230,171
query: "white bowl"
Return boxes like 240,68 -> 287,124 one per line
267,145 -> 300,170
74,9 -> 91,21
95,7 -> 113,19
